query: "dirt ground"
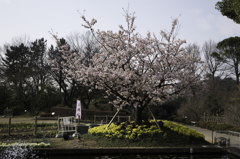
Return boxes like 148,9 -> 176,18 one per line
49,138 -> 98,148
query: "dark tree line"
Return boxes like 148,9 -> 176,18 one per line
0,33 -> 106,115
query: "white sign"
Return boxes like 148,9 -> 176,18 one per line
75,100 -> 82,119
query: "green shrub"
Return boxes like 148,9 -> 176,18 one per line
161,120 -> 204,139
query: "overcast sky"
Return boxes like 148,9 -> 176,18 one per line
0,0 -> 240,47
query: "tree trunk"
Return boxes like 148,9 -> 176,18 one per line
236,71 -> 239,84
234,61 -> 239,84
135,106 -> 144,124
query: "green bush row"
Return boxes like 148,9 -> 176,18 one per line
161,120 -> 204,139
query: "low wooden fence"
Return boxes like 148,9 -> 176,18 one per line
0,116 -> 58,137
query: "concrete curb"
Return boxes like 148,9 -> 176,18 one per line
227,147 -> 240,158
33,147 -> 226,156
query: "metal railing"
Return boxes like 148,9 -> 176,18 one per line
93,115 -> 131,124
214,130 -> 240,147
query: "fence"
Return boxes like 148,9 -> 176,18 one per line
0,115 -> 131,137
51,107 -> 128,122
202,115 -> 225,124
57,116 -> 76,135
0,116 -> 58,137
93,115 -> 131,124
214,130 -> 240,147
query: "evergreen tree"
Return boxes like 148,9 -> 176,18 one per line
213,37 -> 240,84
1,43 -> 31,112
216,0 -> 240,24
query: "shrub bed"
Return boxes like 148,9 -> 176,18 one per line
89,121 -> 163,140
88,120 -> 206,147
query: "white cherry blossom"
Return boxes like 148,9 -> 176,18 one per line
53,12 -> 202,123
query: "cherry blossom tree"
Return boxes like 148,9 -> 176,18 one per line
53,12 -> 202,124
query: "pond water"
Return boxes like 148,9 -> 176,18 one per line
0,145 -> 238,159
41,154 -> 238,159
1,149 -> 238,159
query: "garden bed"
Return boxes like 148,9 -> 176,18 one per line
87,120 -> 209,147
0,120 -> 210,149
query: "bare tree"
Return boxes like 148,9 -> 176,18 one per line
202,40 -> 224,79
185,43 -> 201,71
66,31 -> 99,66
66,32 -> 82,52
65,32 -> 101,109
177,96 -> 205,121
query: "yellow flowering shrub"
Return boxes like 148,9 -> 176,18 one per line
89,122 -> 163,140
89,120 -> 204,141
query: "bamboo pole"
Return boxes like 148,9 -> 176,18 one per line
147,106 -> 161,130
106,109 -> 121,129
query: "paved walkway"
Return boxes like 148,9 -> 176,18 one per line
186,125 -> 240,148
184,125 -> 240,157
185,125 -> 214,143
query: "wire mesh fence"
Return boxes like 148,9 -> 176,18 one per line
93,115 -> 131,124
214,130 -> 240,147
